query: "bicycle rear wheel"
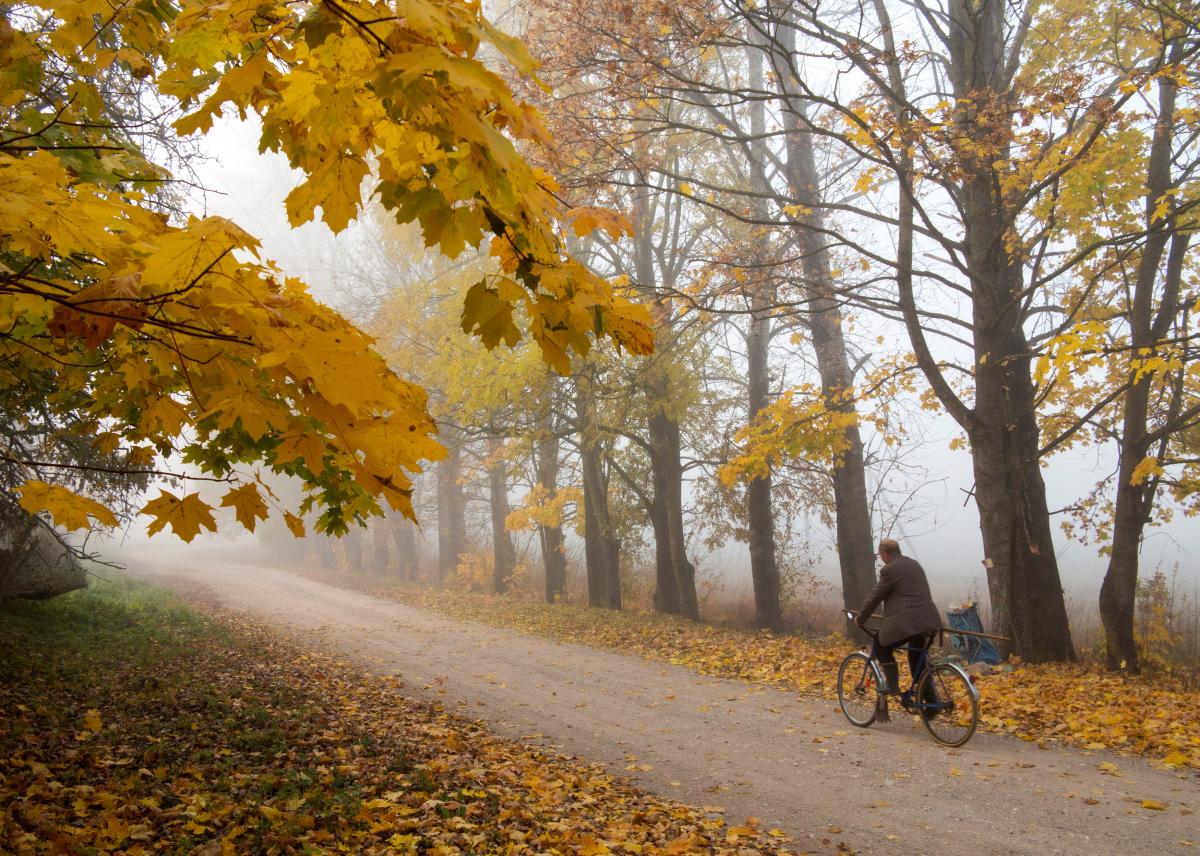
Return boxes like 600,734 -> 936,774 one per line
837,652 -> 878,727
916,663 -> 978,747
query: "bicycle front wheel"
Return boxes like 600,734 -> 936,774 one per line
837,652 -> 879,727
917,663 -> 978,747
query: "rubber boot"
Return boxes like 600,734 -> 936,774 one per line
880,662 -> 900,695
920,672 -> 942,720
875,694 -> 890,723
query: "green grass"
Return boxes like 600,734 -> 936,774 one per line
1,577 -> 211,662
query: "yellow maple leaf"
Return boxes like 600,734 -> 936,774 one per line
95,813 -> 130,849
461,280 -> 522,349
275,430 -> 330,473
205,389 -> 289,440
285,153 -> 369,233
140,394 -> 190,437
1130,455 -> 1164,486
284,512 -> 306,538
94,432 -> 121,455
1141,799 -> 1168,810
220,483 -> 269,532
83,709 -> 102,731
16,480 -> 118,531
142,490 -> 218,542
663,834 -> 701,854
598,297 -> 655,357
576,834 -> 611,855
568,206 -> 633,240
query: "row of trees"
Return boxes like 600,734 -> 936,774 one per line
3,0 -> 1196,673
336,0 -> 1199,672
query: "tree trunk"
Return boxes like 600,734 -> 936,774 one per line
314,534 -> 335,569
534,429 -> 568,603
629,185 -> 695,618
964,206 -> 1074,651
746,301 -> 782,630
883,0 -> 1075,661
540,523 -> 567,602
648,405 -> 698,619
389,515 -> 418,580
372,525 -> 389,576
1100,63 -> 1186,673
487,436 -> 517,594
779,89 -> 877,625
1102,455 -> 1150,673
953,112 -> 1075,662
968,381 -> 1074,661
581,442 -> 621,609
745,41 -> 783,631
648,487 -> 681,614
342,527 -> 363,573
905,0 -> 1074,662
436,436 -> 466,582
577,378 -> 621,609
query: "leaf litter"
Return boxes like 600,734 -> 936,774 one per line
0,583 -> 797,854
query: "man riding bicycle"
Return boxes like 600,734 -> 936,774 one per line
854,538 -> 942,721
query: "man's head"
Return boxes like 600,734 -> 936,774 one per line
878,538 -> 901,562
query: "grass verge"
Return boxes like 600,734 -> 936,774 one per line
0,579 -> 800,855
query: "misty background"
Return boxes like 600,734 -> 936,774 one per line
96,113 -> 1200,632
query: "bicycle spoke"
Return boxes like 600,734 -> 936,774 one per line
918,664 -> 978,746
837,652 -> 878,728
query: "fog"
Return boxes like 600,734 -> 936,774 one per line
97,112 -> 1198,627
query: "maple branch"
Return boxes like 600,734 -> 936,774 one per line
1039,383 -> 1131,458
0,334 -> 112,369
1146,400 -> 1200,447
323,0 -> 391,54
604,455 -> 653,513
9,280 -> 256,347
2,144 -> 130,152
29,0 -> 132,103
0,95 -> 77,149
0,454 -> 233,483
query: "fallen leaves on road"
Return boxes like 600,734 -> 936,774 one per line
361,582 -> 1200,771
1,582 -> 796,855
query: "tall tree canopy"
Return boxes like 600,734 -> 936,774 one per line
1,0 -> 652,541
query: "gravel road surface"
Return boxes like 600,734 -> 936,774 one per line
124,555 -> 1198,855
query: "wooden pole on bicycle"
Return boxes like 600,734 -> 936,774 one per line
847,610 -> 1012,643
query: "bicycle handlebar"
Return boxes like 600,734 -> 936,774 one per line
845,610 -> 880,640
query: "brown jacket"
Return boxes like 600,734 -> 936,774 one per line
858,554 -> 943,646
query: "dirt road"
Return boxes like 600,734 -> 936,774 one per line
125,556 -> 1197,855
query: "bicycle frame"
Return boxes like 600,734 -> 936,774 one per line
844,611 -> 980,714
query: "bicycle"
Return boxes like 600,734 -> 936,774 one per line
836,610 -> 980,747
